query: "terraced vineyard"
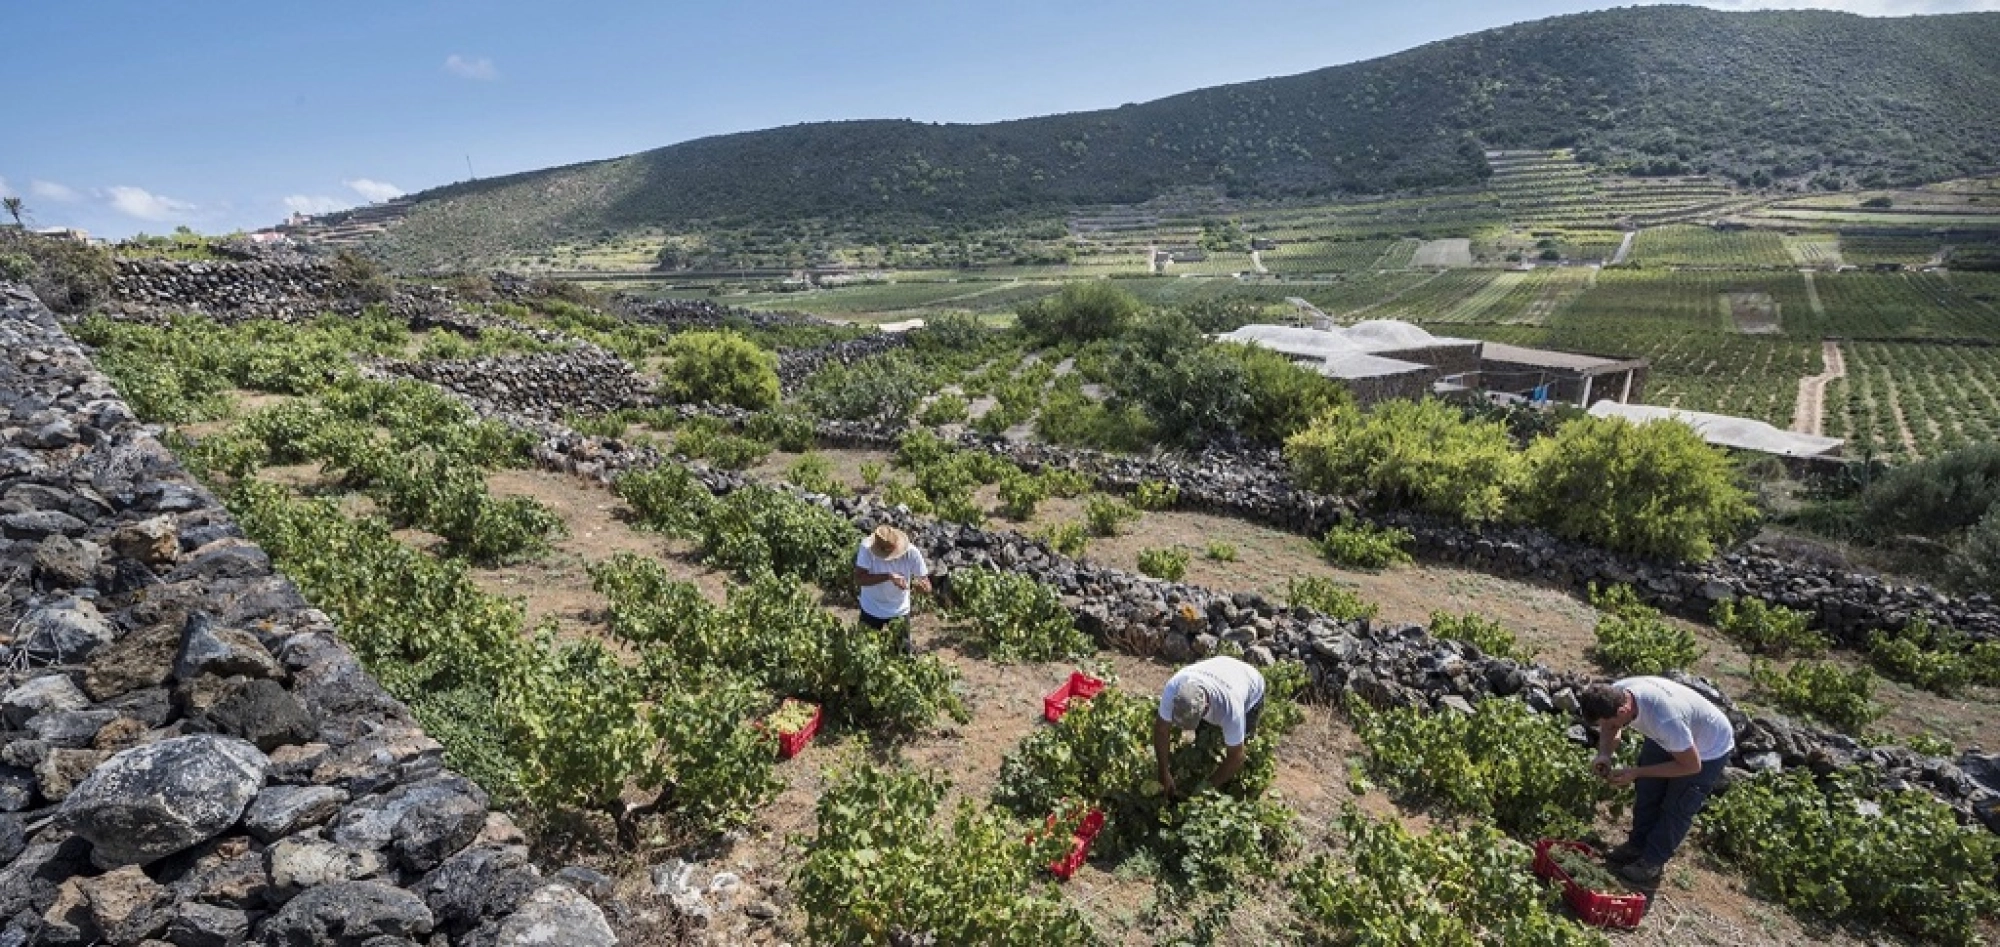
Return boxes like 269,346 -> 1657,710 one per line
1805,271 -> 2000,339
1628,225 -> 1793,268
1828,341 -> 2000,460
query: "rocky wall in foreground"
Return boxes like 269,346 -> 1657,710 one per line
0,283 -> 617,947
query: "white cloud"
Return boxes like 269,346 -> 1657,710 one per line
106,185 -> 196,221
1693,0 -> 2000,13
283,194 -> 347,215
444,54 -> 498,81
343,178 -> 403,203
30,180 -> 79,202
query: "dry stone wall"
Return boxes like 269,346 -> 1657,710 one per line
0,283 -> 616,947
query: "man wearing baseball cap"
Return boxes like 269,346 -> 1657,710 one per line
1153,654 -> 1266,798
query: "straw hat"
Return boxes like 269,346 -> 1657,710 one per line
1169,683 -> 1209,730
868,525 -> 910,559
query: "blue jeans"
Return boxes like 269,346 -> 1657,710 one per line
1627,738 -> 1728,867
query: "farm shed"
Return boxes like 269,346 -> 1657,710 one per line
1217,322 -> 1445,405
1477,342 -> 1649,407
1588,401 -> 1845,459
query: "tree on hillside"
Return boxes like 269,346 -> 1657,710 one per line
660,331 -> 780,410
2,197 -> 24,228
1517,415 -> 1757,561
1016,282 -> 1142,345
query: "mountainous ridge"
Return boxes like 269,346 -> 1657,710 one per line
368,5 -> 2000,266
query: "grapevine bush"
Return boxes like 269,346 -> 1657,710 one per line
1137,547 -> 1190,581
1286,577 -> 1378,621
1712,598 -> 1826,657
697,484 -> 858,586
944,568 -> 1092,663
1748,659 -> 1885,732
1704,769 -> 2000,946
1316,522 -> 1413,570
1589,583 -> 1704,676
1085,494 -> 1141,536
614,463 -> 716,537
1291,807 -> 1607,947
1286,398 -> 1517,523
1428,611 -> 1533,662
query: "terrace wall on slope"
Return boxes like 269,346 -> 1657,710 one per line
0,282 -> 616,947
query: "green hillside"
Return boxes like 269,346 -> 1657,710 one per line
370,5 -> 2000,267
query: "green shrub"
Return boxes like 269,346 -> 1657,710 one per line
1854,443 -> 2000,540
1292,807 -> 1606,947
1224,342 -> 1354,445
1867,618 -> 1978,696
1429,611 -> 1533,661
673,417 -> 772,469
1285,577 -> 1379,621
784,452 -> 846,496
1705,769 -> 2000,946
911,311 -> 990,351
1517,415 -> 1756,561
1286,399 -> 1517,523
1750,659 -> 1886,732
499,633 -> 662,812
1712,598 -> 1826,657
659,331 -> 780,409
1084,494 -> 1140,536
1355,697 -> 1623,837
1132,479 -> 1180,511
997,470 -> 1047,520
743,408 -> 817,451
1589,583 -> 1704,675
698,484 -> 858,586
1945,507 -> 2000,595
1316,522 -> 1413,570
795,764 -> 1093,947
1040,467 -> 1094,498
1204,541 -> 1238,562
1035,383 -> 1157,452
917,392 -> 971,426
614,464 -> 716,537
1016,281 -> 1142,344
802,351 -> 929,424
945,568 -> 1091,663
1137,547 -> 1191,582
859,460 -> 886,489
0,229 -> 115,313
1035,521 -> 1089,558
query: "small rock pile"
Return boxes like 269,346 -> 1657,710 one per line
0,283 -> 617,947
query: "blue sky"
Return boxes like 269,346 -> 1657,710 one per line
5,0 -> 1995,239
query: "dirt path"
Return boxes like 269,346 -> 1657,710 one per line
1790,340 -> 1844,436
1800,269 -> 1827,323
1885,373 -> 1923,460
1250,249 -> 1267,274
1610,230 -> 1637,265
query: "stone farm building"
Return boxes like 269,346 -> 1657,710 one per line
1217,320 -> 1649,407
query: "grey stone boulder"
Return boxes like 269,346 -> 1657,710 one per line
267,837 -> 392,896
420,845 -> 543,937
2,674 -> 89,727
494,884 -> 617,947
19,597 -> 117,664
164,902 -> 251,947
60,734 -> 269,867
176,612 -> 283,682
243,785 -> 348,843
258,881 -> 434,946
32,535 -> 101,589
76,864 -> 169,945
0,510 -> 86,540
167,544 -> 269,584
0,814 -> 21,864
83,623 -> 179,701
30,708 -> 119,748
330,775 -> 487,872
193,678 -> 315,752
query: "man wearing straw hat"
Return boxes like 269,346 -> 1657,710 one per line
1153,654 -> 1266,798
854,525 -> 930,649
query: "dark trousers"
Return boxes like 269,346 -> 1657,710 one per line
1627,738 -> 1728,867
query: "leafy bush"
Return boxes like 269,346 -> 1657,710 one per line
859,460 -> 885,489
1286,399 -> 1517,523
659,330 -> 780,409
1853,443 -> 2000,539
795,764 -> 1093,946
698,484 -> 858,586
1035,382 -> 1157,452
743,408 -> 817,451
614,463 -> 716,537
1712,598 -> 1826,657
1285,577 -> 1378,621
1517,415 -> 1757,561
673,418 -> 772,469
1084,494 -> 1141,536
1016,281 -> 1143,344
1705,769 -> 2000,946
1749,659 -> 1885,731
784,452 -> 846,496
802,350 -> 930,425
1292,807 -> 1606,947
1315,522 -> 1413,570
1429,611 -> 1533,662
649,681 -> 785,828
0,229 -> 115,313
499,633 -> 661,812
917,391 -> 970,426
1133,479 -> 1180,511
1945,507 -> 2000,595
945,568 -> 1091,662
1224,342 -> 1354,445
997,470 -> 1047,520
1137,547 -> 1191,581
1589,583 -> 1704,676
911,311 -> 990,352
1354,697 -> 1623,837
1035,521 -> 1089,558
1204,541 -> 1238,562
1866,617 -> 1980,696
1123,344 -> 1253,446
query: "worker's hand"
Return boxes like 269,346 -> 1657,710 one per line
912,576 -> 932,595
1591,752 -> 1613,778
1607,767 -> 1639,788
890,574 -> 909,590
1160,773 -> 1178,801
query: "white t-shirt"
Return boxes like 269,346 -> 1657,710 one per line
1158,656 -> 1266,747
1616,676 -> 1735,762
855,540 -> 928,619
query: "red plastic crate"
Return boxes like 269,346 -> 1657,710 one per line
1041,807 -> 1106,880
764,699 -> 822,760
1533,838 -> 1649,930
1042,672 -> 1106,723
